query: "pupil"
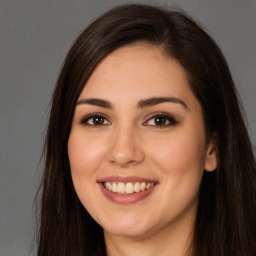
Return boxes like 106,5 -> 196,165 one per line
93,117 -> 104,125
155,117 -> 166,125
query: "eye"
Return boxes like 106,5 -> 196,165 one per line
144,113 -> 178,127
80,113 -> 111,126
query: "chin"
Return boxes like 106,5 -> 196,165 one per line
101,217 -> 155,238
104,226 -> 151,238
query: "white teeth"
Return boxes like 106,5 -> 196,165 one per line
117,182 -> 126,194
112,182 -> 117,192
140,182 -> 146,191
134,182 -> 141,192
106,182 -> 111,190
126,182 -> 134,194
104,181 -> 155,194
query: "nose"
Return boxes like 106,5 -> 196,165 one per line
107,126 -> 145,167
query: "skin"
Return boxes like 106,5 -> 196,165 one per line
68,44 -> 217,256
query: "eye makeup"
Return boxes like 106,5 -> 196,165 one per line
143,112 -> 178,128
79,111 -> 178,128
80,112 -> 111,126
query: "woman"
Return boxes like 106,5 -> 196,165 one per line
36,4 -> 256,256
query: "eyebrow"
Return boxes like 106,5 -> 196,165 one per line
77,98 -> 113,108
138,97 -> 188,109
76,97 -> 188,110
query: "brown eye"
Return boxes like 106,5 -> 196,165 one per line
92,116 -> 105,125
81,114 -> 111,126
144,113 -> 178,127
154,116 -> 168,125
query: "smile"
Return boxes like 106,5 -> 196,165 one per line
98,176 -> 157,204
103,181 -> 155,194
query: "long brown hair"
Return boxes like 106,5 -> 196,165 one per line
36,4 -> 256,255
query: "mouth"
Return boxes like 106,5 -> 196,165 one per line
103,181 -> 155,194
97,176 -> 157,204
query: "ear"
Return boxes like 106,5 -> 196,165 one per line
204,137 -> 218,172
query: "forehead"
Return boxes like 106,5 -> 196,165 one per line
78,44 -> 195,107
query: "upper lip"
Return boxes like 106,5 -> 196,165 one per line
97,176 -> 157,183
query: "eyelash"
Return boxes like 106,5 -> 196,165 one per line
80,113 -> 110,126
143,112 -> 178,128
80,112 -> 178,127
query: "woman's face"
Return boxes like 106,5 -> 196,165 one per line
68,44 -> 217,239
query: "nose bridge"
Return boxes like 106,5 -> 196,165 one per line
108,122 -> 144,167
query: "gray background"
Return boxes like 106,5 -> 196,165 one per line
0,0 -> 255,255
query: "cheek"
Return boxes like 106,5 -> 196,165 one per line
151,134 -> 205,169
148,132 -> 206,216
147,126 -> 207,192
67,131 -> 106,216
68,131 -> 105,177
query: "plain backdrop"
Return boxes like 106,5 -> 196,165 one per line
0,0 -> 255,255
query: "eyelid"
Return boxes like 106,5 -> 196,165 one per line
80,112 -> 111,126
143,112 -> 178,127
79,111 -> 177,127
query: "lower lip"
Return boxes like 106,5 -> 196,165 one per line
98,183 -> 156,204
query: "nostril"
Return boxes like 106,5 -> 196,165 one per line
108,144 -> 145,167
